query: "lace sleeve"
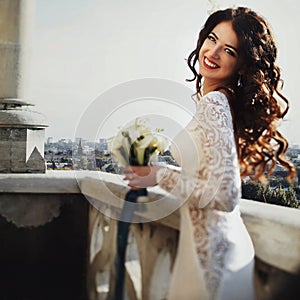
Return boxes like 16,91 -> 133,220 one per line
156,91 -> 241,211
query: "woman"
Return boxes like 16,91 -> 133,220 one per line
125,7 -> 295,300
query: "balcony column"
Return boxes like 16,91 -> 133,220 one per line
0,0 -> 48,174
0,0 -> 34,99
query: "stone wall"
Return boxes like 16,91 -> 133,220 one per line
0,192 -> 89,300
0,171 -> 299,299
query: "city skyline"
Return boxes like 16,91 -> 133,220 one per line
27,0 -> 300,144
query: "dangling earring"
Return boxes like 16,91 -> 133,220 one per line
237,74 -> 243,87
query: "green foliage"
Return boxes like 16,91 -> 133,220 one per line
242,181 -> 299,208
284,187 -> 299,208
241,181 -> 263,201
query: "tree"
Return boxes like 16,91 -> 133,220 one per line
241,181 -> 264,201
242,181 -> 299,208
283,187 -> 299,208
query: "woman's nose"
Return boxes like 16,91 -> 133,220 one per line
210,45 -> 221,59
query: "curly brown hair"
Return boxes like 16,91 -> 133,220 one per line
187,7 -> 296,182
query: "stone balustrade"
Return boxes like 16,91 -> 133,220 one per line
0,170 -> 300,300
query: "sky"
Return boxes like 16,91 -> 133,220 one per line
26,0 -> 300,144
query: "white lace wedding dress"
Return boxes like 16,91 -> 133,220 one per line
156,91 -> 255,300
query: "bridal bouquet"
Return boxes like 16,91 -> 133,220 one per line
108,118 -> 168,299
108,118 -> 168,167
110,118 -> 169,298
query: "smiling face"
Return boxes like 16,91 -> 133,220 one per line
198,21 -> 242,93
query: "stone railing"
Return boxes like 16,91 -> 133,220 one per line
0,170 -> 300,300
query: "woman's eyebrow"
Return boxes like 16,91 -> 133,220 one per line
211,31 -> 238,53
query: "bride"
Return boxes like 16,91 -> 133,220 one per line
125,7 -> 295,300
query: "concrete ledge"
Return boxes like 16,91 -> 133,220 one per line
0,170 -> 80,193
1,170 -> 300,275
240,200 -> 300,274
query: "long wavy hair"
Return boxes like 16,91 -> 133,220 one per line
187,7 -> 296,182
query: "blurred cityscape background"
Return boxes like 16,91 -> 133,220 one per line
44,136 -> 300,209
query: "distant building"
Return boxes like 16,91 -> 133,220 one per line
291,143 -> 300,150
47,137 -> 53,144
99,138 -> 108,154
75,137 -> 81,144
58,138 -> 72,145
77,138 -> 83,156
82,145 -> 94,155
75,137 -> 87,144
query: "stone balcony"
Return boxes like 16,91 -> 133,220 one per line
0,170 -> 299,300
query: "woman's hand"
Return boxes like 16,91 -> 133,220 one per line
124,165 -> 162,189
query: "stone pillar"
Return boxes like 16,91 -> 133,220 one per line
0,99 -> 48,173
0,0 -> 48,173
0,0 -> 34,99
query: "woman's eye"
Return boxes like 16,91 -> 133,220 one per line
207,35 -> 216,43
225,48 -> 236,57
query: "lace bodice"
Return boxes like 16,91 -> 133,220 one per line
156,91 -> 252,300
157,91 -> 241,211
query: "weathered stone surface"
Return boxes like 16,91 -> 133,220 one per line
0,161 -> 10,172
0,0 -> 34,99
0,171 -> 80,193
0,128 -> 45,173
0,113 -> 47,173
0,128 -> 26,140
0,171 -> 299,299
0,192 -> 89,300
0,193 -> 62,227
0,0 -> 47,174
240,200 -> 300,274
0,109 -> 47,128
0,0 -> 22,99
26,128 -> 45,161
26,146 -> 46,173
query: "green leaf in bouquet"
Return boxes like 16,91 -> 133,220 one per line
129,142 -> 140,166
143,146 -> 158,165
